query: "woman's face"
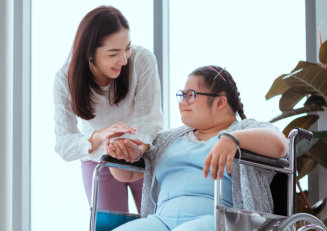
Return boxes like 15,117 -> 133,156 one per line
90,28 -> 131,86
179,76 -> 217,129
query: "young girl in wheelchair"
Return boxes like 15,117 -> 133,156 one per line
105,65 -> 288,231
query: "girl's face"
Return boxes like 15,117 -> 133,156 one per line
179,76 -> 218,129
90,28 -> 131,86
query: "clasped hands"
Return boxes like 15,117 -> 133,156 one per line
92,122 -> 238,179
92,122 -> 145,163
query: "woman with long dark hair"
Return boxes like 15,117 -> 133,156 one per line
53,5 -> 163,212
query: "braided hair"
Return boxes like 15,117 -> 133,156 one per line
188,65 -> 246,120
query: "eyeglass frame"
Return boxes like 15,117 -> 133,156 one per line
176,89 -> 221,104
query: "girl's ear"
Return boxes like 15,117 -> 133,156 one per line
215,96 -> 228,111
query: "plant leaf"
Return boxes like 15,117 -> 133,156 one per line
311,197 -> 327,215
295,131 -> 327,157
297,154 -> 317,180
279,88 -> 305,112
270,105 -> 323,123
277,62 -> 327,111
282,115 -> 319,137
265,74 -> 290,100
291,60 -> 316,72
296,137 -> 320,158
283,62 -> 327,98
307,136 -> 327,168
304,95 -> 327,107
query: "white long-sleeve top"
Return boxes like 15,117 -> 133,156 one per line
53,45 -> 163,162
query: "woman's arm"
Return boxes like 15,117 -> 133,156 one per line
54,65 -> 92,161
104,48 -> 163,162
54,66 -> 136,161
88,122 -> 138,153
128,47 -> 163,145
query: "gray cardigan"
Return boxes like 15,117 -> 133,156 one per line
140,119 -> 277,217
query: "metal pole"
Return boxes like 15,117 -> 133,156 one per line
89,163 -> 105,231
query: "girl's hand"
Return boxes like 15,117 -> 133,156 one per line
203,136 -> 237,180
88,122 -> 136,153
106,138 -> 144,163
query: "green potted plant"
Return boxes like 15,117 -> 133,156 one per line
265,37 -> 327,224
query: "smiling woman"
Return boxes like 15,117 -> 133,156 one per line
31,1 -> 156,230
88,30 -> 132,87
53,5 -> 163,217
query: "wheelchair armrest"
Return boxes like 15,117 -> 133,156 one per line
100,155 -> 145,169
235,149 -> 289,168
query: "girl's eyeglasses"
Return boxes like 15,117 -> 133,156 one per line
176,89 -> 221,104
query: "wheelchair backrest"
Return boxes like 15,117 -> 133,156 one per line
270,172 -> 288,216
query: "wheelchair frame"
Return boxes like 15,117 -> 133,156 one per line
214,128 -> 326,230
90,128 -> 327,231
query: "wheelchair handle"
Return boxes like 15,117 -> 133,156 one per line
100,155 -> 145,169
286,128 -> 313,216
288,128 -> 313,141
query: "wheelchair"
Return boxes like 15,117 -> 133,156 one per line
89,128 -> 327,231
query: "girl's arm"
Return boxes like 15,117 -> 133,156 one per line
204,127 -> 288,180
231,127 -> 288,158
106,138 -> 145,182
109,167 -> 144,182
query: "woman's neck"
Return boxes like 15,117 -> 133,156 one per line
94,75 -> 112,87
90,64 -> 112,87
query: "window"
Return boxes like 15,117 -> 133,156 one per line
169,0 -> 306,131
31,1 -> 307,230
168,0 -> 307,191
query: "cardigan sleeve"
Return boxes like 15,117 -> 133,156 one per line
230,118 -> 277,213
53,65 -> 94,161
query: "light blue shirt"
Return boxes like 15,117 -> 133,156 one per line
155,132 -> 233,211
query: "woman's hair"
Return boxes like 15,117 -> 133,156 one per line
189,65 -> 246,120
68,6 -> 130,120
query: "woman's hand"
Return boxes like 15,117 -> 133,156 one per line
106,138 -> 145,162
88,122 -> 136,153
203,136 -> 237,180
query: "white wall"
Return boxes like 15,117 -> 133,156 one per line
0,0 -> 13,230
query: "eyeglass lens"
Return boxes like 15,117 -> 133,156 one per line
176,89 -> 196,104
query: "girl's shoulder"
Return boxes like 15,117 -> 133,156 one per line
153,126 -> 193,145
228,118 -> 275,131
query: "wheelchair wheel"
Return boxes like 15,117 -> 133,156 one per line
276,213 -> 327,231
